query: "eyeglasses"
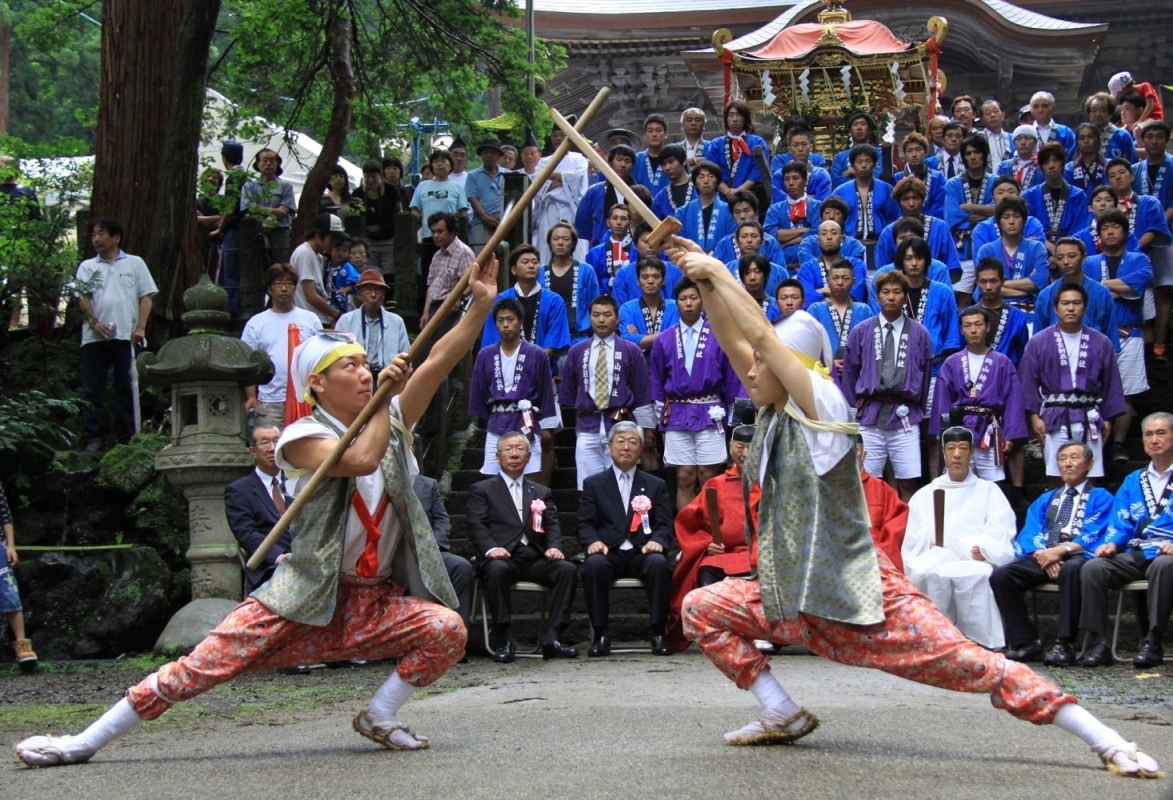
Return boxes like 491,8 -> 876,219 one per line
499,445 -> 529,454
252,438 -> 278,449
611,438 -> 642,448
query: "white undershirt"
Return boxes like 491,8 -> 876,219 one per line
965,351 -> 986,385
1059,480 -> 1089,536
500,344 -> 520,389
1060,330 -> 1082,383
1146,463 -> 1173,500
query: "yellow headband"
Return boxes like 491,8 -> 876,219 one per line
304,343 -> 366,404
789,348 -> 832,380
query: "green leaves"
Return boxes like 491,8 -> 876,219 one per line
0,390 -> 80,457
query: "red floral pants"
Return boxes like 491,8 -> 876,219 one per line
682,552 -> 1075,724
127,579 -> 466,721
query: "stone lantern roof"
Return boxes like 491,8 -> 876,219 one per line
138,275 -> 274,388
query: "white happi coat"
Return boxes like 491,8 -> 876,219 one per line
902,472 -> 1016,648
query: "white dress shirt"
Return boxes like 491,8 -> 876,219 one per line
612,464 -> 637,550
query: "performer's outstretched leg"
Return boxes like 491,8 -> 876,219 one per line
17,581 -> 465,766
684,554 -> 1162,776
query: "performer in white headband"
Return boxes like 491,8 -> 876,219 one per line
666,235 -> 1160,778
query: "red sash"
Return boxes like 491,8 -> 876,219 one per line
350,491 -> 390,578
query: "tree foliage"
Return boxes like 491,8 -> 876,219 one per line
208,0 -> 563,159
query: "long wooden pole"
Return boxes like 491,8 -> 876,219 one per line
247,89 -> 612,570
704,486 -> 722,546
548,109 -> 682,248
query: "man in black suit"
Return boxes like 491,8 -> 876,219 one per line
224,422 -> 292,594
466,431 -> 578,663
413,474 -> 475,630
578,420 -> 674,656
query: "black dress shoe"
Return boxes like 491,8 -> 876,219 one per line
650,634 -> 672,656
1134,635 -> 1164,668
281,664 -> 312,675
588,635 -> 611,657
1042,640 -> 1076,667
493,640 -> 516,664
1078,638 -> 1114,668
542,639 -> 579,660
1004,640 -> 1044,662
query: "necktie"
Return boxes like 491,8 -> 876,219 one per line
620,473 -> 631,509
593,341 -> 610,410
880,322 -> 897,387
511,480 -> 523,519
684,327 -> 696,374
947,158 -> 956,179
1046,488 -> 1077,548
271,478 -> 286,514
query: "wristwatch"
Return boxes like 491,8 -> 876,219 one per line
1062,543 -> 1074,556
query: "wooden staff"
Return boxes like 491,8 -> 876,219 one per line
933,488 -> 945,549
247,89 -> 612,571
704,486 -> 722,546
548,109 -> 683,249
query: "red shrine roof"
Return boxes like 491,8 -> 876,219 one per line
742,19 -> 914,60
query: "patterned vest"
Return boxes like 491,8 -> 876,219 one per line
252,406 -> 457,626
742,404 -> 884,626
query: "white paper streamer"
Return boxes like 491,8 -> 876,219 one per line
840,65 -> 853,99
883,113 -> 896,145
889,61 -> 906,104
799,68 -> 811,105
761,69 -> 776,106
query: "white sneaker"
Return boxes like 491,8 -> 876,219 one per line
15,735 -> 96,767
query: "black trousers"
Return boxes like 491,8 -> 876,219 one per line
989,555 -> 1085,649
1080,553 -> 1172,638
479,542 -> 577,637
581,548 -> 672,630
697,565 -> 728,587
80,339 -> 135,446
441,551 -> 475,629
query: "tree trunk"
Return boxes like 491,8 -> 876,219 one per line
90,0 -> 184,298
146,0 -> 221,328
0,25 -> 10,134
290,7 -> 354,246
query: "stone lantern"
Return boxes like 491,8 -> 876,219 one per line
137,275 -> 274,646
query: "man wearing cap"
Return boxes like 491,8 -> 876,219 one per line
336,269 -> 409,379
1109,72 -> 1164,124
667,240 -> 1160,778
212,140 -> 248,317
668,417 -> 755,651
902,427 -> 1017,649
291,213 -> 345,327
466,139 -> 508,248
16,256 -> 501,766
241,148 -> 297,266
243,263 -> 323,422
996,125 -> 1044,191
831,112 -> 884,189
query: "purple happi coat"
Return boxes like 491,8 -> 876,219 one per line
469,340 -> 556,435
1018,324 -> 1125,438
929,349 -> 1027,442
559,335 -> 653,435
649,321 -> 738,432
841,314 -> 934,428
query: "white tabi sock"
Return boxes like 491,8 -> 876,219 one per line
1053,703 -> 1125,754
366,672 -> 416,726
79,698 -> 143,751
748,671 -> 802,720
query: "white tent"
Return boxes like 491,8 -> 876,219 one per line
200,88 -> 365,207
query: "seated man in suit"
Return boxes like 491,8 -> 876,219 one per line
467,432 -> 578,663
577,421 -> 674,656
224,421 -> 292,594
413,474 -> 474,632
